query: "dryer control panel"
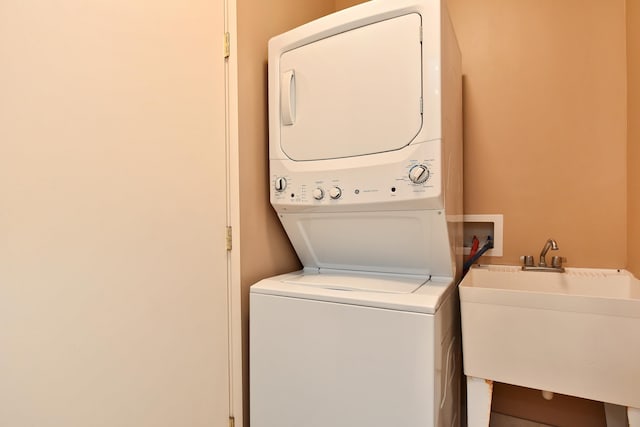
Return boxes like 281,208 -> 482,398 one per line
270,141 -> 444,212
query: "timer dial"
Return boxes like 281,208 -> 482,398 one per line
408,165 -> 430,184
274,177 -> 287,192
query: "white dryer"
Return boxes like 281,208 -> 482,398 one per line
250,0 -> 463,426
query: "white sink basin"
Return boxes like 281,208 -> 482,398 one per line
459,266 -> 640,408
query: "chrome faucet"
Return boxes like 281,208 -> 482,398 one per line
538,238 -> 558,267
521,238 -> 565,272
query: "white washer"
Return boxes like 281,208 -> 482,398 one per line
251,0 -> 463,425
251,270 -> 460,427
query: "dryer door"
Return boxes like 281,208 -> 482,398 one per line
279,13 -> 423,161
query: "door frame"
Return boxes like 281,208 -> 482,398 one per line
224,0 -> 243,426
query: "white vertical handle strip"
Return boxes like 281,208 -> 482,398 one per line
466,377 -> 493,427
628,406 -> 639,426
281,70 -> 296,126
603,403 -> 627,426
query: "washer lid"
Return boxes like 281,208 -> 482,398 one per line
278,12 -> 423,161
283,271 -> 427,294
250,271 -> 454,314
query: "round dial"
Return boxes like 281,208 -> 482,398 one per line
312,188 -> 324,200
408,164 -> 430,184
328,187 -> 342,200
274,177 -> 287,192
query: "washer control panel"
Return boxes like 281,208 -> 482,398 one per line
271,142 -> 443,210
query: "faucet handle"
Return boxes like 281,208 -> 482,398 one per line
551,256 -> 566,268
520,255 -> 535,267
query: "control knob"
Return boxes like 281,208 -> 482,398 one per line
274,177 -> 287,192
312,188 -> 324,200
329,187 -> 342,200
408,164 -> 430,184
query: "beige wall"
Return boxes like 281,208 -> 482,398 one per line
334,0 -> 365,10
448,0 -> 627,268
492,384 -> 606,427
236,1 -> 336,425
628,0 -> 640,276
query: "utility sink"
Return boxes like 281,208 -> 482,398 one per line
459,265 -> 640,411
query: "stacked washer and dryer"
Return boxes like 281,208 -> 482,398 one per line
250,0 -> 463,426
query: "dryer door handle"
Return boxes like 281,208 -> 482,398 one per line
281,69 -> 296,126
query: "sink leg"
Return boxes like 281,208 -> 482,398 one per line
629,407 -> 640,427
604,403 -> 628,427
466,376 -> 493,427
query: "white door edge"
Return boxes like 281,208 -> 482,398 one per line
224,0 -> 244,425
